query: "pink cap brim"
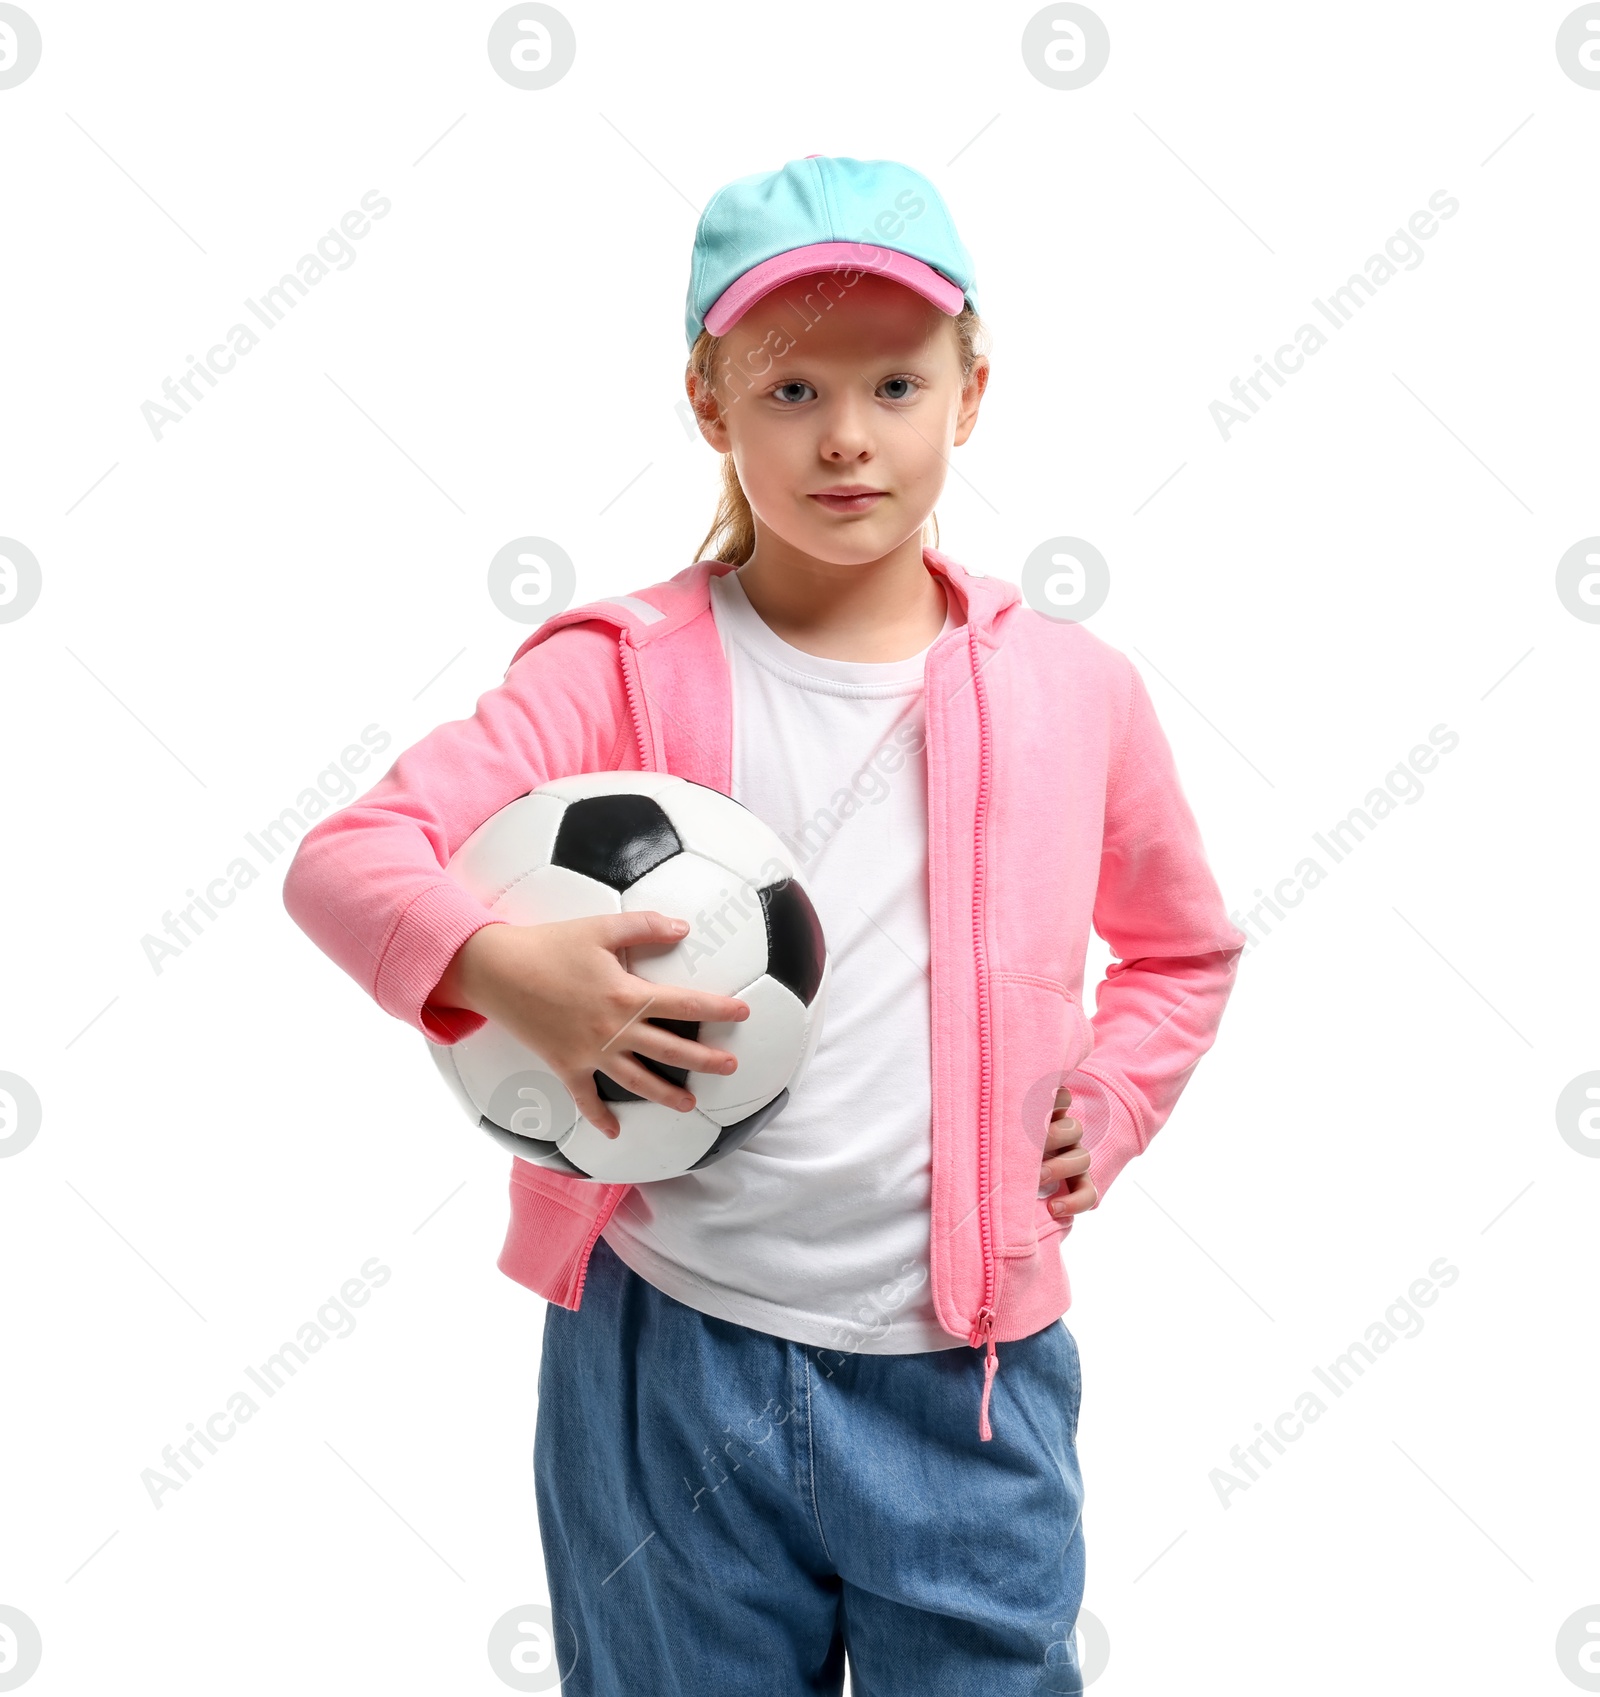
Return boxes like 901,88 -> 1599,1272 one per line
703,240 -> 965,336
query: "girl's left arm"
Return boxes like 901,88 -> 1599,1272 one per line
1067,660 -> 1248,1206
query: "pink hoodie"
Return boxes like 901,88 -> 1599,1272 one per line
282,549 -> 1246,1439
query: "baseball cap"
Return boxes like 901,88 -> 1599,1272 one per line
684,154 -> 978,349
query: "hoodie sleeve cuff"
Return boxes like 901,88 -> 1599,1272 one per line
372,881 -> 508,1043
1067,1061 -> 1148,1205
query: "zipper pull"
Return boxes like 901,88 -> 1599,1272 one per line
978,1337 -> 999,1441
973,1306 -> 999,1442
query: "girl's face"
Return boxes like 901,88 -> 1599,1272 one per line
690,273 -> 989,566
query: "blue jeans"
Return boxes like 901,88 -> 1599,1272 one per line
534,1234 -> 1086,1695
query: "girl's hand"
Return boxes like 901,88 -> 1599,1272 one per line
429,912 -> 751,1140
1038,1086 -> 1099,1221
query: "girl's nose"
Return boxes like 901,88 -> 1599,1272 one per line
818,398 -> 874,461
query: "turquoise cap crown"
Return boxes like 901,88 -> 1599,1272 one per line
685,154 -> 978,348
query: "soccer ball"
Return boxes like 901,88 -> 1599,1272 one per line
426,772 -> 830,1183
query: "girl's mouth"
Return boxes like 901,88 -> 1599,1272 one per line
809,489 -> 888,514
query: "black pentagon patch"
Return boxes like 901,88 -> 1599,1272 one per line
551,794 -> 681,892
688,1089 -> 789,1169
593,1017 -> 699,1100
478,1114 -> 588,1176
760,879 -> 825,1006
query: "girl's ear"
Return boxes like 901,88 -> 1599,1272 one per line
952,355 -> 991,448
685,366 -> 731,452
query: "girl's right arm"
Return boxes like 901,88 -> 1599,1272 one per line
283,622 -> 627,1042
280,622 -> 748,1133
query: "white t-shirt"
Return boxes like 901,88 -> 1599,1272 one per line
600,563 -> 966,1354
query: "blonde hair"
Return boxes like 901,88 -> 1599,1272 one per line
686,303 -> 989,567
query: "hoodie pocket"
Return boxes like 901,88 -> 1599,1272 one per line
991,972 -> 1093,1257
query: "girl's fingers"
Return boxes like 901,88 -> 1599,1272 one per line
623,977 -> 751,1028
612,1017 -> 738,1078
1042,1115 -> 1083,1156
567,1074 -> 622,1140
1048,1177 -> 1099,1217
563,1043 -> 718,1142
597,1051 -> 699,1115
1039,1147 -> 1092,1184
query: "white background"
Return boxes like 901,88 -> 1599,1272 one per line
2,2 -> 1597,1692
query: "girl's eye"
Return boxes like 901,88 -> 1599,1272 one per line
773,381 -> 815,404
879,376 -> 919,401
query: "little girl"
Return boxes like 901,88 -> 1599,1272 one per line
284,154 -> 1245,1696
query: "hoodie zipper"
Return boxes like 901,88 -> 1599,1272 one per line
964,619 -> 1002,1442
564,628 -> 652,1310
